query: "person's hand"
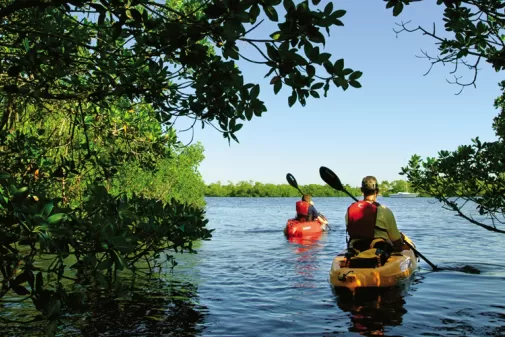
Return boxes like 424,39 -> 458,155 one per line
400,232 -> 410,250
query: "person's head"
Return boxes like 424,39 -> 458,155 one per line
302,194 -> 312,203
361,176 -> 379,197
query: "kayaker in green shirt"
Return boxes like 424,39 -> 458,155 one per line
344,176 -> 405,253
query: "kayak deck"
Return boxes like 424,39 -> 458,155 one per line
329,236 -> 418,291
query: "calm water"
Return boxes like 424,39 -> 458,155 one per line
185,197 -> 505,337
3,197 -> 505,336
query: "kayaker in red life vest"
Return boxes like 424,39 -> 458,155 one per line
345,176 -> 404,253
295,194 -> 320,221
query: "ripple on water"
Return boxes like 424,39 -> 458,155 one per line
2,197 -> 505,336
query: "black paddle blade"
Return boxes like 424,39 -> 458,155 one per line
319,166 -> 344,191
286,173 -> 298,189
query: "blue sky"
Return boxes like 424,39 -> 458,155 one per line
176,0 -> 503,187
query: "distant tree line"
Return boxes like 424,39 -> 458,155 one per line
205,180 -> 420,197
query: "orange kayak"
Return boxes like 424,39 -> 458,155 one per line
329,234 -> 418,291
284,216 -> 329,237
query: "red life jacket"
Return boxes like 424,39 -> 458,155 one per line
347,200 -> 380,241
296,200 -> 310,221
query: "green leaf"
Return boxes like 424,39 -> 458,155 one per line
332,10 -> 346,18
128,8 -> 142,23
230,133 -> 240,143
84,115 -> 95,125
42,201 -> 54,219
304,42 -> 313,58
323,61 -> 334,74
334,58 -> 344,73
274,80 -> 282,94
312,0 -> 321,5
349,71 -> 363,80
46,213 -> 66,224
270,76 -> 281,84
245,108 -> 253,120
113,250 -> 127,270
311,82 -> 324,90
22,38 -> 30,52
324,2 -> 333,15
264,69 -> 276,82
233,123 -> 243,132
310,90 -> 320,98
14,186 -> 29,198
306,64 -> 315,77
12,285 -> 30,295
342,68 -> 353,75
307,30 -> 325,45
205,4 -> 226,19
334,77 -> 349,90
13,271 -> 34,288
317,52 -> 331,63
111,22 -> 122,41
223,43 -> 239,60
223,20 -> 243,40
270,31 -> 282,40
288,92 -> 297,107
0,171 -> 10,179
349,80 -> 362,88
266,43 -> 280,61
393,1 -> 404,16
250,84 -> 260,99
97,258 -> 112,270
263,5 -> 279,21
283,0 -> 295,12
249,4 -> 260,23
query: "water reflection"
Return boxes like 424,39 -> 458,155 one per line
332,283 -> 412,336
77,279 -> 207,337
287,233 -> 326,289
1,278 -> 208,337
287,232 -> 325,254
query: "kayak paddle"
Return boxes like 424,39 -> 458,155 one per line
286,173 -> 305,195
319,166 -> 440,271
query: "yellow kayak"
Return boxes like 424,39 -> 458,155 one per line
329,235 -> 419,291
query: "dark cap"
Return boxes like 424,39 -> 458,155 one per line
361,176 -> 378,191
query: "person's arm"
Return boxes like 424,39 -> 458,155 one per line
309,205 -> 320,218
384,208 -> 404,251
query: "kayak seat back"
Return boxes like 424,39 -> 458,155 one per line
345,247 -> 390,269
351,238 -> 392,254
